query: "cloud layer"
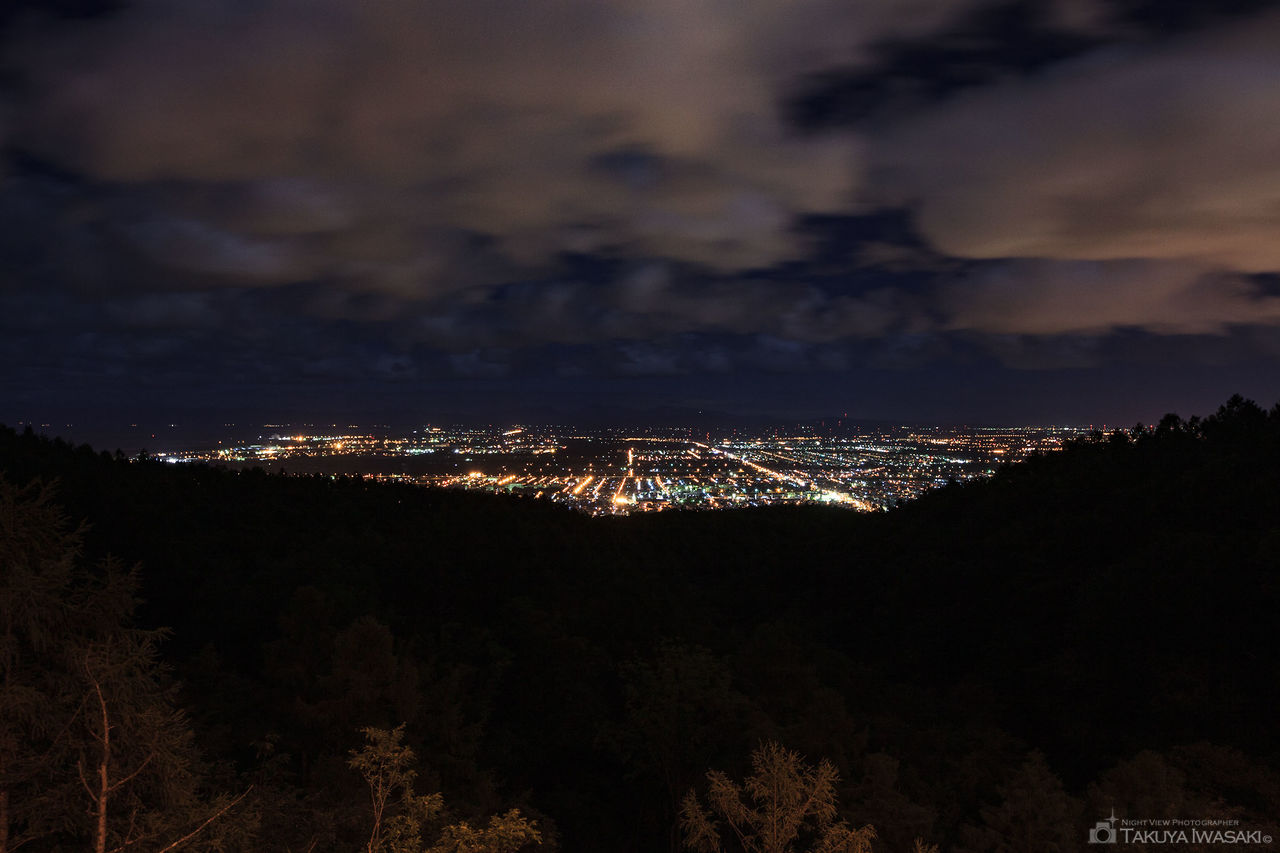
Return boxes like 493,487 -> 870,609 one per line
4,0 -> 1280,417
11,0 -> 951,274
870,10 -> 1280,272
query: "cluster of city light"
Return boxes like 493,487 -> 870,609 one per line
161,427 -> 558,466
156,422 -> 1083,515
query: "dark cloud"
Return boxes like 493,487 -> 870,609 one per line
4,0 -> 1280,425
786,0 -> 1104,129
1110,0 -> 1280,35
784,0 -> 1280,129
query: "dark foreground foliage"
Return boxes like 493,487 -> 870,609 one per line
1,395 -> 1278,852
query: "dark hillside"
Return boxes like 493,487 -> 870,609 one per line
805,397 -> 1280,779
2,396 -> 1278,852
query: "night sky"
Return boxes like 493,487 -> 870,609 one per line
5,0 -> 1280,431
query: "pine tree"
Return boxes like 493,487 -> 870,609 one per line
0,481 -> 82,852
680,741 -> 875,853
0,480 -> 249,853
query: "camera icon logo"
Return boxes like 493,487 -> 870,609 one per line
1088,810 -> 1119,844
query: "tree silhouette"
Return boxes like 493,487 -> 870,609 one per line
426,810 -> 542,853
0,481 -> 83,852
955,752 -> 1078,853
75,627 -> 253,853
0,480 -> 248,853
68,569 -> 252,853
349,724 -> 443,853
605,642 -> 753,853
350,725 -> 539,853
681,741 -> 875,853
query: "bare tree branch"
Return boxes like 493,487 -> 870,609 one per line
77,757 -> 97,803
106,750 -> 155,795
152,786 -> 253,853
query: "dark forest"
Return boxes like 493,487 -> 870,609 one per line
2,396 -> 1279,852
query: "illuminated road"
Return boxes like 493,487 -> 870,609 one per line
157,423 -> 1080,515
